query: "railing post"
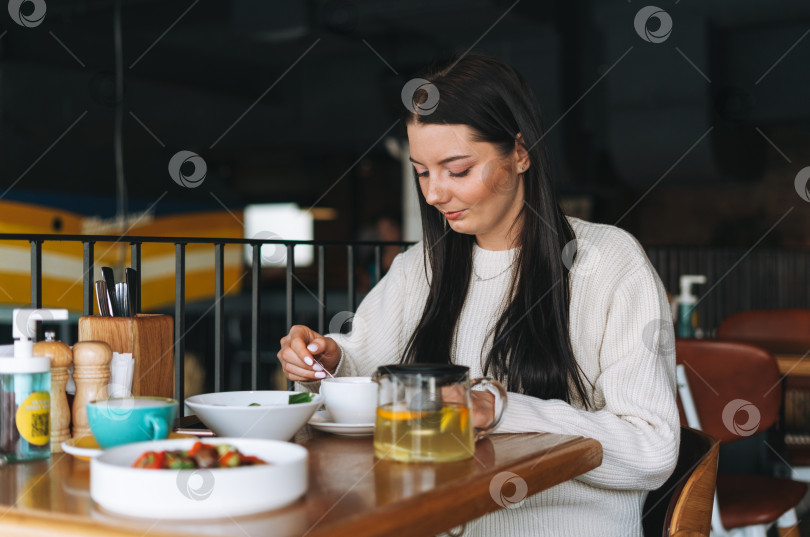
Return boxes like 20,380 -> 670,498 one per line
251,244 -> 261,391
374,244 -> 382,285
130,242 -> 141,314
30,240 -> 42,308
174,243 -> 186,405
286,243 -> 295,392
347,244 -> 355,312
83,241 -> 95,315
286,244 -> 295,332
214,243 -> 225,393
318,245 -> 326,334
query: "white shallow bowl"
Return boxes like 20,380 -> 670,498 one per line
91,437 -> 308,519
185,391 -> 323,440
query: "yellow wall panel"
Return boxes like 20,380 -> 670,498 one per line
0,202 -> 245,313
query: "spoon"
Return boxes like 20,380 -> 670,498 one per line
313,358 -> 335,379
95,280 -> 113,316
306,344 -> 335,379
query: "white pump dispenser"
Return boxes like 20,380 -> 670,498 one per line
1,308 -> 68,462
9,309 -> 69,368
675,276 -> 706,338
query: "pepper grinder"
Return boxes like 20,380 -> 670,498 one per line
72,341 -> 112,439
32,332 -> 73,453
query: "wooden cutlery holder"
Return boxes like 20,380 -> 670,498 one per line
77,314 -> 174,399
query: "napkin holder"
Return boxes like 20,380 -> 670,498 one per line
77,314 -> 174,399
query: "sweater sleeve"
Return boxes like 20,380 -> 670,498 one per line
495,264 -> 680,491
326,250 -> 410,378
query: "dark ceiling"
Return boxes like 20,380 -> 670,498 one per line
1,0 -> 809,221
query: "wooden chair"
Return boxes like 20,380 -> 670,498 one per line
675,339 -> 807,537
643,426 -> 719,537
718,309 -> 810,476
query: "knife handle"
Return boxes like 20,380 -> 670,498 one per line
102,266 -> 118,317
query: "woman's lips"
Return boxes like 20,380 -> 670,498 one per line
444,210 -> 466,221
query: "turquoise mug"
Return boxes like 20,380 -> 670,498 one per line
87,396 -> 178,449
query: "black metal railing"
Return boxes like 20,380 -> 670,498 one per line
0,233 -> 412,401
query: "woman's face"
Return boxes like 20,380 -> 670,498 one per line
407,122 -> 529,250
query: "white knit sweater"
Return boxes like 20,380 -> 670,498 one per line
316,217 -> 679,537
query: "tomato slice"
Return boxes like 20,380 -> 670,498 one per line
133,451 -> 153,468
150,451 -> 166,469
220,451 -> 240,467
133,451 -> 164,469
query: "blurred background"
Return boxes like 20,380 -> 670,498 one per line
1,0 -> 810,393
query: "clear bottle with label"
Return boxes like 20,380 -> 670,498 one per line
0,359 -> 51,463
675,275 -> 706,338
0,308 -> 66,463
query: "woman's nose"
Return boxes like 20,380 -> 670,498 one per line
422,175 -> 447,206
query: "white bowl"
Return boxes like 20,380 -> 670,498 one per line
185,391 -> 323,440
91,437 -> 308,519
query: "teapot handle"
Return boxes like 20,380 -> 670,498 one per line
470,377 -> 508,441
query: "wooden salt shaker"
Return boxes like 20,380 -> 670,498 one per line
72,341 -> 112,439
33,332 -> 73,453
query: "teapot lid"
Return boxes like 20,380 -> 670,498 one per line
375,363 -> 468,383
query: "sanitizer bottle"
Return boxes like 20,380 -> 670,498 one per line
675,276 -> 706,338
0,308 -> 67,463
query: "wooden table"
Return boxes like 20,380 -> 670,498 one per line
0,427 -> 602,537
775,354 -> 810,434
776,354 -> 810,378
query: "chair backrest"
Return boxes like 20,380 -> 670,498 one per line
675,339 -> 782,444
717,309 -> 810,355
643,426 -> 719,537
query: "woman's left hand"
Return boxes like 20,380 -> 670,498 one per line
470,390 -> 496,429
441,386 -> 496,429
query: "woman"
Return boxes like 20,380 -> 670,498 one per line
278,52 -> 679,537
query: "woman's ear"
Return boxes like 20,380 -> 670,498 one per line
514,133 -> 531,173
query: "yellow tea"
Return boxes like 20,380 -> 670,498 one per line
373,403 -> 473,462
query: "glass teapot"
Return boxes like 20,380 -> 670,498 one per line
372,364 -> 507,462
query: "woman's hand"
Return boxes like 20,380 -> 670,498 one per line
277,325 -> 340,382
442,385 -> 496,429
470,390 -> 496,429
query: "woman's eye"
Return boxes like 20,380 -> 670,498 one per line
416,170 -> 429,178
449,169 -> 470,178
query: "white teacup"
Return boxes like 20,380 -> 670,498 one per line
320,376 -> 377,424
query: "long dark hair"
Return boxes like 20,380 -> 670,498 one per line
401,52 -> 591,407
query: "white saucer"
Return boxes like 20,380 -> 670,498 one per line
307,410 -> 374,436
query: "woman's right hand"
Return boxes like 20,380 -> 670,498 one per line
277,325 -> 341,382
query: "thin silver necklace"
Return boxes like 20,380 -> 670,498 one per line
473,262 -> 514,282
